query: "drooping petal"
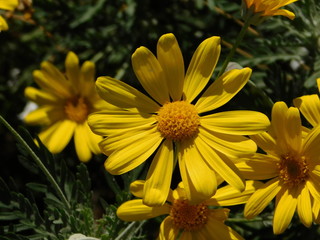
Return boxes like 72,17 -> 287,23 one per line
207,180 -> 264,206
195,68 -> 251,113
157,33 -> 185,101
159,217 -> 180,240
74,123 -> 92,162
38,120 -> 76,154
183,36 -> 221,103
144,139 -> 174,206
116,199 -> 170,221
132,47 -> 169,105
198,127 -> 257,158
194,136 -> 245,192
235,153 -> 280,180
294,94 -> 320,128
201,110 -> 270,135
270,9 -> 295,20
95,76 -> 160,113
297,183 -> 312,228
178,138 -> 217,203
88,110 -> 156,136
102,129 -> 163,175
244,178 -> 281,219
273,187 -> 298,234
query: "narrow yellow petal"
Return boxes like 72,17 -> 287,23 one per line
194,136 -> 245,192
244,178 -> 281,219
183,36 -> 221,103
129,180 -> 145,198
24,106 -> 64,125
201,110 -> 270,135
132,47 -> 169,105
95,76 -> 160,113
144,139 -> 174,206
294,94 -> 320,128
159,217 -> 180,240
196,68 -> 251,113
297,184 -> 312,228
303,126 -> 320,162
79,61 -> 95,97
273,187 -> 298,234
116,199 -> 170,221
39,120 -> 76,154
208,180 -> 264,206
250,132 -> 277,155
285,107 -> 302,153
65,51 -> 80,93
0,0 -> 18,10
306,178 -> 320,204
83,122 -> 101,154
103,130 -> 163,175
24,87 -> 61,105
179,139 -> 217,203
0,16 -> 8,31
157,33 -> 184,101
235,154 -> 280,180
74,123 -> 92,162
269,102 -> 288,149
271,9 -> 295,20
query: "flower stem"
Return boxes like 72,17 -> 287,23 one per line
115,221 -> 146,240
218,18 -> 252,77
0,115 -> 71,210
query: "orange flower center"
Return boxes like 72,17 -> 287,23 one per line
156,101 -> 200,141
278,154 -> 309,186
170,199 -> 209,231
64,97 -> 89,123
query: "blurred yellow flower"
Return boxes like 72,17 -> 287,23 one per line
117,179 -> 262,240
0,0 -> 18,31
88,33 -> 270,205
236,101 -> 320,234
293,78 -> 320,128
24,51 -> 110,162
242,0 -> 298,21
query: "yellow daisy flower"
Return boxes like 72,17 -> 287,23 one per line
88,33 -> 270,205
24,51 -> 110,162
242,0 -> 298,21
117,179 -> 263,240
236,101 -> 320,234
293,78 -> 320,128
0,0 -> 18,31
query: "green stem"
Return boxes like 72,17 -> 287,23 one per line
0,115 -> 71,210
115,221 -> 146,240
218,18 -> 252,77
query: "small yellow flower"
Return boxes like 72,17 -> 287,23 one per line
117,179 -> 262,240
24,52 -> 111,162
88,33 -> 270,205
236,101 -> 320,234
0,0 -> 18,31
242,0 -> 298,23
293,78 -> 320,128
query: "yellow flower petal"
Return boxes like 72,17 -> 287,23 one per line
208,180 -> 264,206
285,107 -> 302,153
244,178 -> 281,219
196,68 -> 251,113
179,139 -> 217,203
129,180 -> 145,198
194,136 -> 245,192
0,16 -> 9,31
144,139 -> 174,206
88,110 -> 156,136
24,87 -> 61,105
273,187 -> 298,234
235,154 -> 280,180
79,61 -> 95,97
0,0 -> 18,10
317,78 -> 320,93
198,127 -> 257,158
159,217 -> 180,240
271,9 -> 295,20
157,33 -> 184,101
24,106 -> 64,125
65,51 -> 80,94
132,46 -> 169,105
39,120 -> 76,154
250,132 -> 277,155
74,123 -> 92,162
183,36 -> 221,103
82,122 -> 101,155
297,183 -> 312,228
201,110 -> 270,135
102,129 -> 163,174
303,125 -> 320,162
306,177 -> 320,204
116,199 -> 170,221
294,94 -> 320,127
269,101 -> 288,144
95,76 -> 160,113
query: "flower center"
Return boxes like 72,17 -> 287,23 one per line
156,101 -> 200,141
170,199 -> 209,231
64,97 -> 89,123
278,154 -> 309,186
